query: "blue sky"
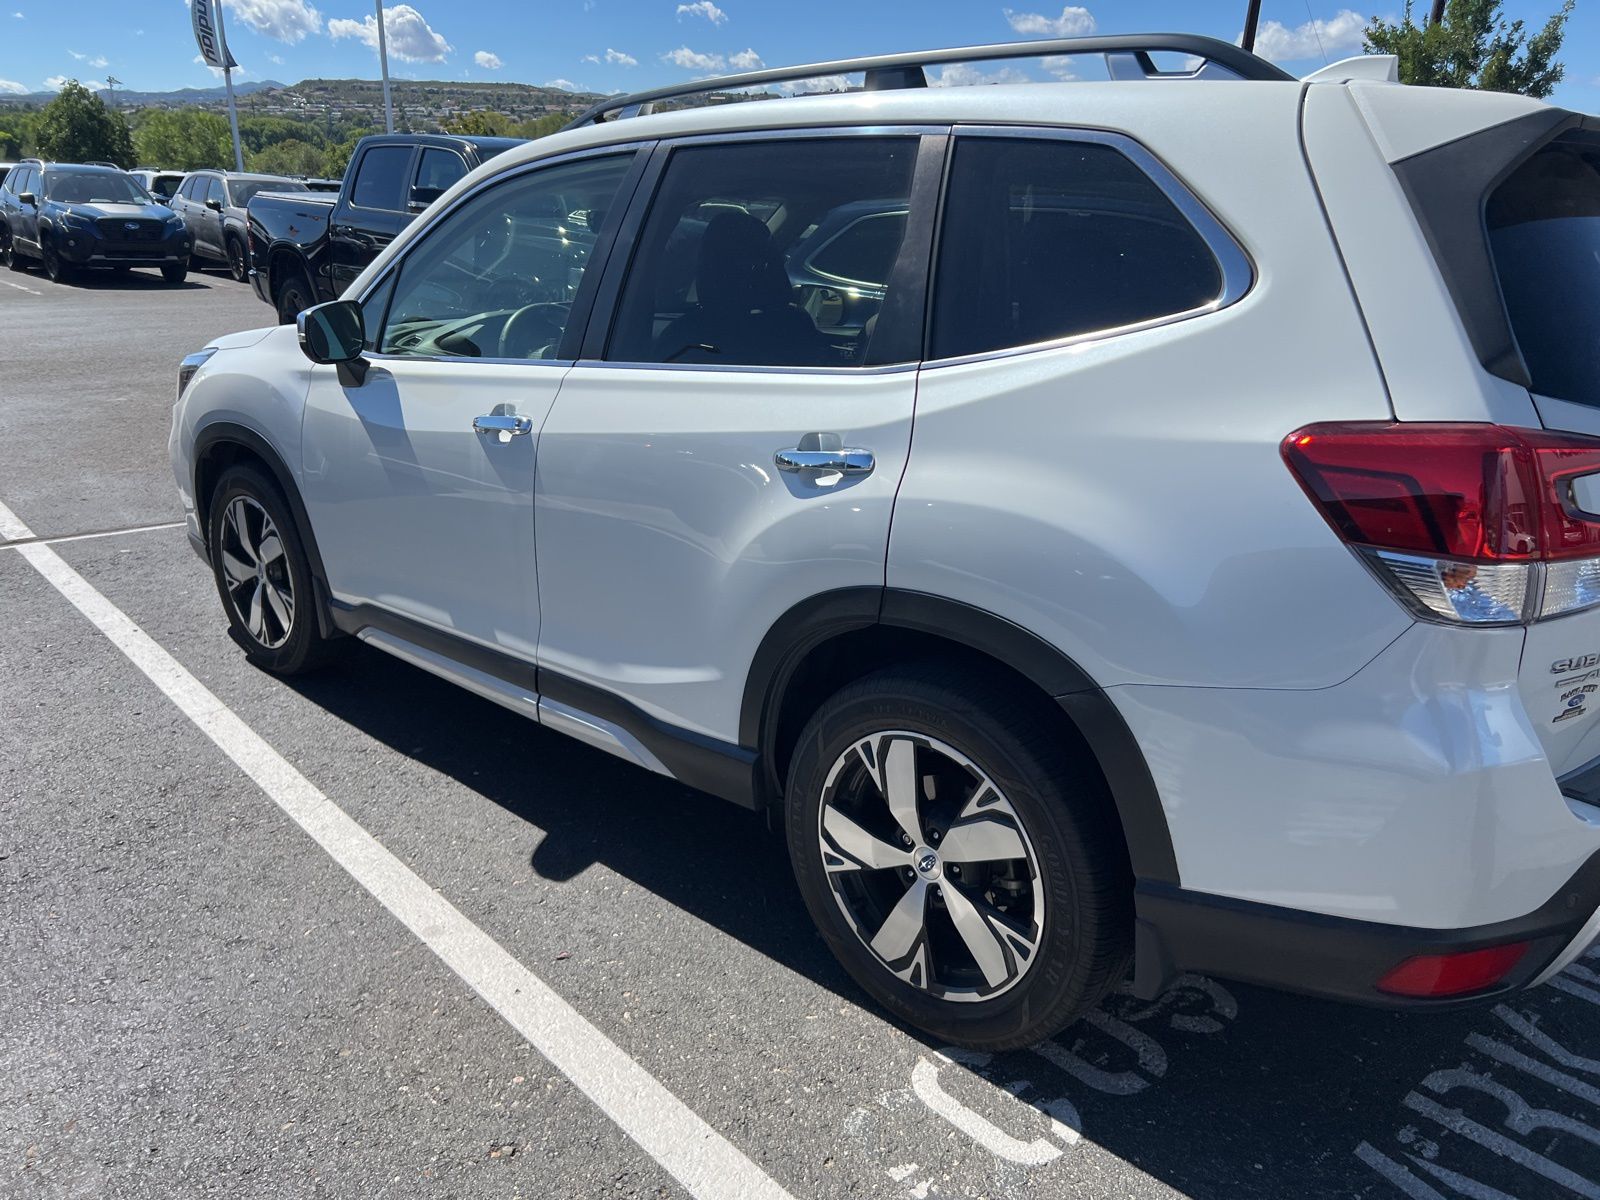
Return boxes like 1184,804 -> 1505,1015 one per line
1,0 -> 1595,109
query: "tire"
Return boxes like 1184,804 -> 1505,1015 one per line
161,262 -> 188,284
206,464 -> 333,675
225,235 -> 248,283
275,269 -> 315,325
786,664 -> 1133,1051
41,237 -> 73,284
1,228 -> 20,271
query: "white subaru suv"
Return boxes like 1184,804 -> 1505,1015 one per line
170,35 -> 1600,1049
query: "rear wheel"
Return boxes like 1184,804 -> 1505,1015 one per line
225,235 -> 248,283
786,665 -> 1132,1050
206,465 -> 333,675
275,269 -> 315,325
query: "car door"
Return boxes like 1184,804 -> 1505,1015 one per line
15,166 -> 41,250
533,130 -> 940,745
200,176 -> 228,258
331,144 -> 415,294
299,147 -> 646,661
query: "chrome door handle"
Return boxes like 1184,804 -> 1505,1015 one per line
775,447 -> 874,474
473,413 -> 532,438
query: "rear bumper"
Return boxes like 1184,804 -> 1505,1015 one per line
1134,849 -> 1600,1006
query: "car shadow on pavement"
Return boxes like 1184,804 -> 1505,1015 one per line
280,642 -> 1600,1200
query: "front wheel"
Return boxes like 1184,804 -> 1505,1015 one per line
41,239 -> 73,284
786,665 -> 1132,1051
161,262 -> 188,284
206,465 -> 333,675
1,229 -> 20,271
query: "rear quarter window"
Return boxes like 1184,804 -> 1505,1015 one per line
1488,136 -> 1600,408
930,136 -> 1225,360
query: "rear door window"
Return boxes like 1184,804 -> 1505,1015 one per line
605,137 -> 920,367
349,146 -> 413,212
413,148 -> 468,205
930,136 -> 1225,360
1488,136 -> 1600,409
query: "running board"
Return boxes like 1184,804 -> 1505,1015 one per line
356,628 -> 670,777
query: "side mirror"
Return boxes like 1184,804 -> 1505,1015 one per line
205,197 -> 224,211
407,184 -> 444,212
18,191 -> 35,206
297,299 -> 369,386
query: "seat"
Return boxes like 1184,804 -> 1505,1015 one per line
652,211 -> 826,366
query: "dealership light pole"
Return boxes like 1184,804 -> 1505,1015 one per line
376,0 -> 394,134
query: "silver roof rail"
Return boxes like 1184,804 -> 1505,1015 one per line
565,34 -> 1293,130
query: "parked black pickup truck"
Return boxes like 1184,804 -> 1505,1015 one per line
247,133 -> 523,322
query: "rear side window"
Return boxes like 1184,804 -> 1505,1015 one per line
206,176 -> 226,205
606,137 -> 919,367
414,148 -> 468,201
350,146 -> 412,211
1488,137 -> 1600,408
931,137 -> 1224,360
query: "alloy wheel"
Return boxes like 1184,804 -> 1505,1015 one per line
219,496 -> 295,649
227,240 -> 247,282
817,732 -> 1045,1002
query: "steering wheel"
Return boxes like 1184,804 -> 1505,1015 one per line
499,302 -> 570,360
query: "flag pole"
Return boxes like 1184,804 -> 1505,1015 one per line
375,0 -> 394,134
211,0 -> 245,170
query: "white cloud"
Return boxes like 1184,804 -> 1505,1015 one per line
728,47 -> 761,69
544,77 -> 579,91
193,52 -> 250,79
225,0 -> 321,43
663,45 -> 723,71
329,4 -> 451,63
269,53 -> 283,63
775,73 -> 848,95
67,49 -> 85,59
1040,55 -> 1078,80
1252,9 -> 1366,62
675,1 -> 726,24
604,47 -> 637,66
1003,6 -> 1095,37
933,63 -> 1030,87
43,74 -> 67,89
0,77 -> 27,92
474,49 -> 502,69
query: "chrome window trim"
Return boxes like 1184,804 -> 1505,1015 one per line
571,358 -> 918,377
921,122 -> 1256,370
363,352 -> 578,369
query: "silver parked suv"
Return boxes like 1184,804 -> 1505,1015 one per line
170,35 -> 1600,1049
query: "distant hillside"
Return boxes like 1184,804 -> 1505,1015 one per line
0,76 -> 605,129
0,79 -> 288,107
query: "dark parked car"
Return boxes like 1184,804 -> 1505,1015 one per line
247,133 -> 523,322
0,160 -> 191,284
171,170 -> 309,282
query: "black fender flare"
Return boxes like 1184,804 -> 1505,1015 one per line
192,421 -> 338,638
741,587 -> 1180,886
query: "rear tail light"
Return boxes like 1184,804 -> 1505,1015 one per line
1283,423 -> 1600,625
1376,942 -> 1529,998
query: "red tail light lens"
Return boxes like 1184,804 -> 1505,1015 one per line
1376,942 -> 1529,998
1284,423 -> 1600,624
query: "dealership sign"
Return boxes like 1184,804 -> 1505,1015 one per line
190,0 -> 238,71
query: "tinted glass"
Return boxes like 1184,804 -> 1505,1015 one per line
415,148 -> 468,196
230,179 -> 307,206
153,173 -> 183,198
804,211 -> 908,287
44,170 -> 148,204
931,137 -> 1223,360
1,167 -> 15,193
607,137 -> 918,367
378,153 -> 634,360
1488,137 -> 1600,408
206,176 -> 226,205
350,146 -> 412,211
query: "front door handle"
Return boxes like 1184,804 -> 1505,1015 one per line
473,413 -> 532,442
776,448 -> 874,474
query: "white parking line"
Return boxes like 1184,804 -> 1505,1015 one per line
0,520 -> 186,549
1,495 -> 795,1200
0,277 -> 42,296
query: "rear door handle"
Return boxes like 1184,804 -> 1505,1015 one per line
775,432 -> 874,476
473,413 -> 532,441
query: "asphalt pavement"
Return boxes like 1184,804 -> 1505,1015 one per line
4,260 -> 1600,1200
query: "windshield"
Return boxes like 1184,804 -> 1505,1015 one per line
44,170 -> 150,205
230,178 -> 309,206
1488,135 -> 1600,409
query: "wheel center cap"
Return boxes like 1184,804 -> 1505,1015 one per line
915,848 -> 941,880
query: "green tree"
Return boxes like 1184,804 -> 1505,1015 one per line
321,135 -> 365,180
132,108 -> 233,171
33,81 -> 135,166
239,115 -> 326,154
248,138 -> 326,177
515,112 -> 571,140
442,109 -> 516,136
1364,0 -> 1573,98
